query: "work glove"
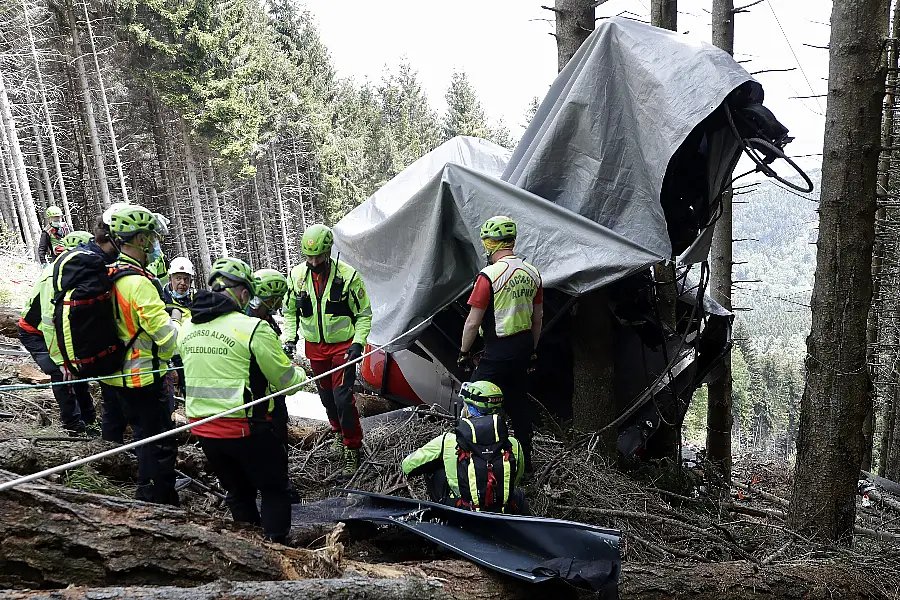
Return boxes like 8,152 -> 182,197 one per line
283,340 -> 297,358
457,351 -> 474,372
345,343 -> 364,362
527,353 -> 538,374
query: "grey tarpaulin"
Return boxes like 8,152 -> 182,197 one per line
504,17 -> 751,258
333,18 -> 753,348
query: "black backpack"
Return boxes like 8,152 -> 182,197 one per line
52,250 -> 143,378
454,414 -> 519,513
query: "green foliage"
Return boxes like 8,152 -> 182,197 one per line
443,71 -> 515,149
64,466 -> 128,497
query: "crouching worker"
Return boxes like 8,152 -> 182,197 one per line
179,257 -> 307,543
401,381 -> 529,514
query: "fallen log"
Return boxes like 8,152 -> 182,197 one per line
2,559 -> 883,600
0,578 -> 458,600
0,438 -> 135,481
618,560 -> 880,599
0,471 -> 340,589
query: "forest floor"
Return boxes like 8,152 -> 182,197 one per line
0,262 -> 899,598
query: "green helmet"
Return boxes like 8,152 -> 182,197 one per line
62,230 -> 92,250
301,224 -> 334,256
208,257 -> 254,290
108,204 -> 159,240
45,206 -> 63,219
253,268 -> 288,299
480,216 -> 517,241
460,381 -> 504,415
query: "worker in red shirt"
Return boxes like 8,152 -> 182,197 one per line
458,216 -> 543,473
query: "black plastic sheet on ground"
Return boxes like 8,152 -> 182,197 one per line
292,489 -> 621,595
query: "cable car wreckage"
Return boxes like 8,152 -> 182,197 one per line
293,17 -> 815,593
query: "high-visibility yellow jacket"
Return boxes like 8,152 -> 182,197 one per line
105,254 -> 178,388
19,264 -> 62,364
283,259 -> 372,346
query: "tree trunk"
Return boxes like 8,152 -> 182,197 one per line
788,0 -> 890,541
553,0 -> 595,73
253,172 -> 272,269
570,291 -> 617,451
0,69 -> 41,249
21,0 -> 71,224
0,146 -> 26,246
0,167 -> 19,242
650,0 -> 677,31
66,3 -> 110,209
80,0 -> 127,204
706,0 -> 735,484
875,3 -> 900,478
180,120 -> 212,279
292,136 -> 308,231
148,97 -> 186,257
31,122 -> 54,209
205,160 -> 228,257
271,146 -> 291,271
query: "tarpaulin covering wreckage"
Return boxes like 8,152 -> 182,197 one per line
292,490 -> 621,594
334,18 -> 803,455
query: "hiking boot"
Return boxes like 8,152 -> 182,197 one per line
65,421 -> 88,437
331,433 -> 344,453
343,447 -> 361,476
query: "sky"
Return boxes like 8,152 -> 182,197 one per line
302,0 -> 831,171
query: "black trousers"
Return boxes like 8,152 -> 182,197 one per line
19,327 -> 95,430
270,395 -> 289,450
199,429 -> 291,542
473,353 -> 534,471
100,382 -> 132,443
104,381 -> 178,505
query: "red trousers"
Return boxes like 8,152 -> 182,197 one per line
309,344 -> 362,449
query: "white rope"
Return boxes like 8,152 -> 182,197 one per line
0,321 -> 430,493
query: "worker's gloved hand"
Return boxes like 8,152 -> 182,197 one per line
457,351 -> 474,372
283,340 -> 297,358
345,343 -> 364,362
527,353 -> 538,374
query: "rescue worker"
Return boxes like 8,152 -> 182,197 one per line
248,268 -> 291,447
103,204 -> 180,505
162,257 -> 197,323
401,381 -> 528,514
283,224 -> 372,476
161,257 -> 196,403
37,206 -> 71,264
458,216 -> 542,473
19,230 -> 96,435
179,257 -> 307,543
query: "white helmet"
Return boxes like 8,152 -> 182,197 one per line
153,212 -> 170,237
168,256 -> 195,277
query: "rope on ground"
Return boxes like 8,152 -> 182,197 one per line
0,367 -> 181,392
0,320 -> 430,494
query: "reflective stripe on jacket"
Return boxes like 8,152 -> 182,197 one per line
105,255 -> 178,388
479,255 -> 541,339
178,311 -> 306,428
401,428 -> 525,504
283,259 -> 372,345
